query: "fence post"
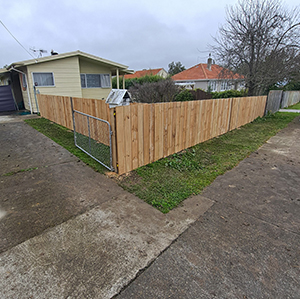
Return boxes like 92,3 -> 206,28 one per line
110,107 -> 118,173
227,98 -> 234,132
70,97 -> 77,146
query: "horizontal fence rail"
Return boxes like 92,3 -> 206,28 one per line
37,94 -> 267,175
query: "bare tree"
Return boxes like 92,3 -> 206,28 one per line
212,0 -> 300,95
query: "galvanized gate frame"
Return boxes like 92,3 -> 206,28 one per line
70,98 -> 114,171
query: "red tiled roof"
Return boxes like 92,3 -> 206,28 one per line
124,68 -> 163,79
172,63 -> 243,81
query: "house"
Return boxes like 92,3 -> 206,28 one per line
124,68 -> 168,79
0,50 -> 133,113
172,57 -> 244,92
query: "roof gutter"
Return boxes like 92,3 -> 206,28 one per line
8,66 -> 33,114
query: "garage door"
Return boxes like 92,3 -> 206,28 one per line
0,85 -> 16,112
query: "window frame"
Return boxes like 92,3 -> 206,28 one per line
21,73 -> 27,89
220,80 -> 227,91
32,72 -> 55,87
208,80 -> 217,92
80,73 -> 111,89
221,80 -> 234,91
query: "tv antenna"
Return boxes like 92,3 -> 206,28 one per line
30,48 -> 48,58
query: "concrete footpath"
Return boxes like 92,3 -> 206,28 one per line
116,115 -> 300,298
0,113 -> 213,298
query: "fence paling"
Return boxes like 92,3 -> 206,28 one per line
143,104 -> 151,165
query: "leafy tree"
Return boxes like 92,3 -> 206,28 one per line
168,61 -> 186,76
212,0 -> 300,96
283,69 -> 300,90
112,74 -> 163,89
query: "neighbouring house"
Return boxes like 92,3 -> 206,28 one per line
124,68 -> 168,79
0,50 -> 133,113
172,57 -> 244,92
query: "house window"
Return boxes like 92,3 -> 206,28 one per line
32,72 -> 54,87
221,81 -> 227,91
208,80 -> 217,91
21,73 -> 27,89
101,74 -> 110,88
80,73 -> 111,88
221,81 -> 231,91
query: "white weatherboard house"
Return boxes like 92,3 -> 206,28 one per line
172,57 -> 244,92
0,51 -> 133,113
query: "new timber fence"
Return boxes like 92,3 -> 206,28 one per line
37,94 -> 267,174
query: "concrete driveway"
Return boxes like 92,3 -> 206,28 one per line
0,113 -> 212,298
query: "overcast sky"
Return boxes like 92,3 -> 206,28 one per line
0,0 -> 299,71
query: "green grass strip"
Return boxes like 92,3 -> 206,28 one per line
284,102 -> 300,110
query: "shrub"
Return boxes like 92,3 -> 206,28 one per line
174,89 -> 195,102
211,89 -> 247,99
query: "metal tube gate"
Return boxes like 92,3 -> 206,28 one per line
71,98 -> 114,171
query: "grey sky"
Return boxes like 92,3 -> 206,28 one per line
1,0 -> 299,71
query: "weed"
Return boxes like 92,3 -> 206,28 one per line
3,167 -> 38,176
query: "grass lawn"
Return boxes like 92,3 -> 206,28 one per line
26,112 -> 297,213
284,102 -> 300,110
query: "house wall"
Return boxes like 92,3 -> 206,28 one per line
157,69 -> 168,78
195,80 -> 228,92
194,81 -> 208,90
79,58 -> 112,100
25,56 -> 82,112
176,80 -> 243,92
18,67 -> 31,111
174,80 -> 208,90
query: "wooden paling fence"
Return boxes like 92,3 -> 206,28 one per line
37,94 -> 267,174
38,94 -> 111,127
114,96 -> 266,174
38,94 -> 111,146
